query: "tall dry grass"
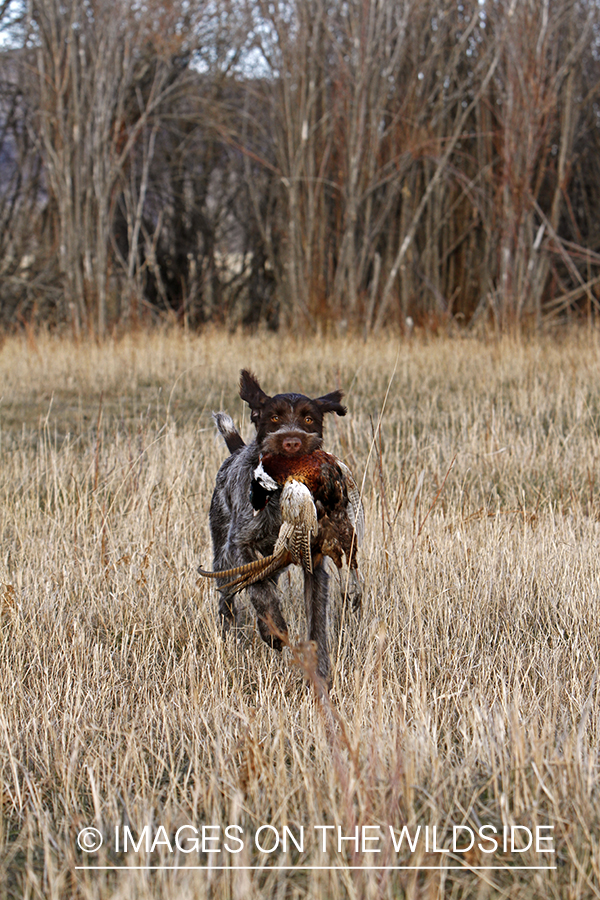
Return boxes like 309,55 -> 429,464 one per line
1,328 -> 600,898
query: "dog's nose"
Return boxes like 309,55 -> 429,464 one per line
282,436 -> 302,454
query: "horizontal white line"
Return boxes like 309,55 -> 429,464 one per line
75,865 -> 557,871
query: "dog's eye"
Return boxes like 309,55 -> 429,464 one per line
304,416 -> 313,424
271,415 -> 279,423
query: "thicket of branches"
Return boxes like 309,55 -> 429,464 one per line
1,0 -> 600,335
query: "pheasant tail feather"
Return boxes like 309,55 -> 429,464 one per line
199,550 -> 292,595
198,556 -> 269,582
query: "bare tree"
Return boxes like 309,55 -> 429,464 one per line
27,0 -> 251,334
29,0 -> 187,333
2,0 -> 600,332
487,0 -> 598,329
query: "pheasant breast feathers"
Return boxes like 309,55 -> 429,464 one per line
259,449 -> 364,545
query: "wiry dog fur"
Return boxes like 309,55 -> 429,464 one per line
206,369 -> 347,684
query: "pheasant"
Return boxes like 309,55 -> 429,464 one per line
199,450 -> 363,594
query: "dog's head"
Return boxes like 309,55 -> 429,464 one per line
239,369 -> 346,457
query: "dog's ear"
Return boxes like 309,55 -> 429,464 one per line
240,370 -> 270,424
314,390 -> 347,417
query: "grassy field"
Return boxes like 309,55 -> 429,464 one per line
1,328 -> 600,899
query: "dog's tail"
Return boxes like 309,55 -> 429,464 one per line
213,412 -> 245,454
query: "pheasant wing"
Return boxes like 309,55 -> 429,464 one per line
336,459 -> 364,545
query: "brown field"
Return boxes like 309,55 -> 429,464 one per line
1,328 -> 600,899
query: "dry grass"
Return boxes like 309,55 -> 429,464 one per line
1,327 -> 600,899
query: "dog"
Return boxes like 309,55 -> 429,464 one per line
203,369 -> 357,685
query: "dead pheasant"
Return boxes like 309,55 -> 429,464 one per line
199,450 -> 363,594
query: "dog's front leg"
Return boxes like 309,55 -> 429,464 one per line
218,591 -> 237,637
304,562 -> 331,686
247,581 -> 289,651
